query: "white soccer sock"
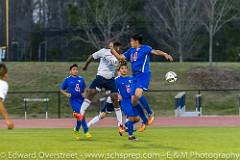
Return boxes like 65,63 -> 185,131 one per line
87,115 -> 100,127
106,96 -> 112,103
80,99 -> 91,115
114,107 -> 123,127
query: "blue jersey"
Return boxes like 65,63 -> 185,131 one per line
60,76 -> 86,102
124,44 -> 152,74
115,76 -> 132,99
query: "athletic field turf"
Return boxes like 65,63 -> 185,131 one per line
1,127 -> 240,160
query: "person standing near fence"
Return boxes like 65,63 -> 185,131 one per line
0,63 -> 14,129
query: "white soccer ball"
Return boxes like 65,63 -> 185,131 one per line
165,71 -> 177,83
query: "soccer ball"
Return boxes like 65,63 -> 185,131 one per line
165,71 -> 177,83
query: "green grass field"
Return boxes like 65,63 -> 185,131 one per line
1,127 -> 240,160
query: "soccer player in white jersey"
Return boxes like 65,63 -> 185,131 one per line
0,63 -> 14,129
77,42 -> 125,135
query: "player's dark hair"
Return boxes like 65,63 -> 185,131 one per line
117,62 -> 128,71
131,34 -> 143,44
0,63 -> 8,78
113,42 -> 122,47
69,64 -> 78,70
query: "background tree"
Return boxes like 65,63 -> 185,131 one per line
145,0 -> 201,62
68,0 -> 131,49
200,0 -> 239,65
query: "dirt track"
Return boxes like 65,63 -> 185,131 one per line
1,116 -> 240,128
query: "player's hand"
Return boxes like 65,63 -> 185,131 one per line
65,93 -> 71,98
164,54 -> 174,62
6,119 -> 14,129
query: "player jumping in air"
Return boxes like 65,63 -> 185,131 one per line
0,63 -> 14,129
115,62 -> 147,140
111,34 -> 173,122
78,42 -> 125,135
60,64 -> 92,140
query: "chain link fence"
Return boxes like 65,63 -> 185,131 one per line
2,89 -> 240,119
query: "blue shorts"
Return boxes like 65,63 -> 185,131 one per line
70,98 -> 84,113
120,98 -> 138,117
131,72 -> 151,95
89,75 -> 118,93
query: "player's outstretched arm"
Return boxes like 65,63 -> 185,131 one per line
0,100 -> 14,129
110,48 -> 125,62
60,89 -> 71,98
82,55 -> 94,71
151,49 -> 174,61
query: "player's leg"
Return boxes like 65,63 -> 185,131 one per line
139,96 -> 153,115
79,76 -> 102,118
72,99 -> 92,140
121,99 -> 138,140
110,93 -> 122,126
81,117 -> 92,139
71,100 -> 82,140
126,117 -> 136,140
79,88 -> 97,116
134,104 -> 148,132
105,78 -> 124,135
87,96 -> 114,127
132,72 -> 154,124
75,118 -> 82,132
110,93 -> 125,135
132,72 -> 151,107
126,116 -> 139,141
139,96 -> 154,125
87,112 -> 107,127
74,119 -> 82,140
132,88 -> 143,106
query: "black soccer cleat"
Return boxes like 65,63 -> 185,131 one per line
128,136 -> 138,141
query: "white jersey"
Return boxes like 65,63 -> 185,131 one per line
0,80 -> 8,101
92,48 -> 119,79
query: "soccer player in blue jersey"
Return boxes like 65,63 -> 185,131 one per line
111,34 -> 173,127
60,64 -> 92,140
116,62 -> 148,140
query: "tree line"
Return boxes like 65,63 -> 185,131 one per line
0,0 -> 240,63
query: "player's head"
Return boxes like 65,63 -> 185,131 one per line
0,63 -> 8,81
69,64 -> 78,76
130,34 -> 143,48
117,62 -> 128,76
113,42 -> 122,54
106,42 -> 114,49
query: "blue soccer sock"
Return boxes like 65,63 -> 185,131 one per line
127,121 -> 134,136
75,120 -> 81,132
81,118 -> 89,133
139,96 -> 153,116
125,119 -> 129,129
135,104 -> 148,125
